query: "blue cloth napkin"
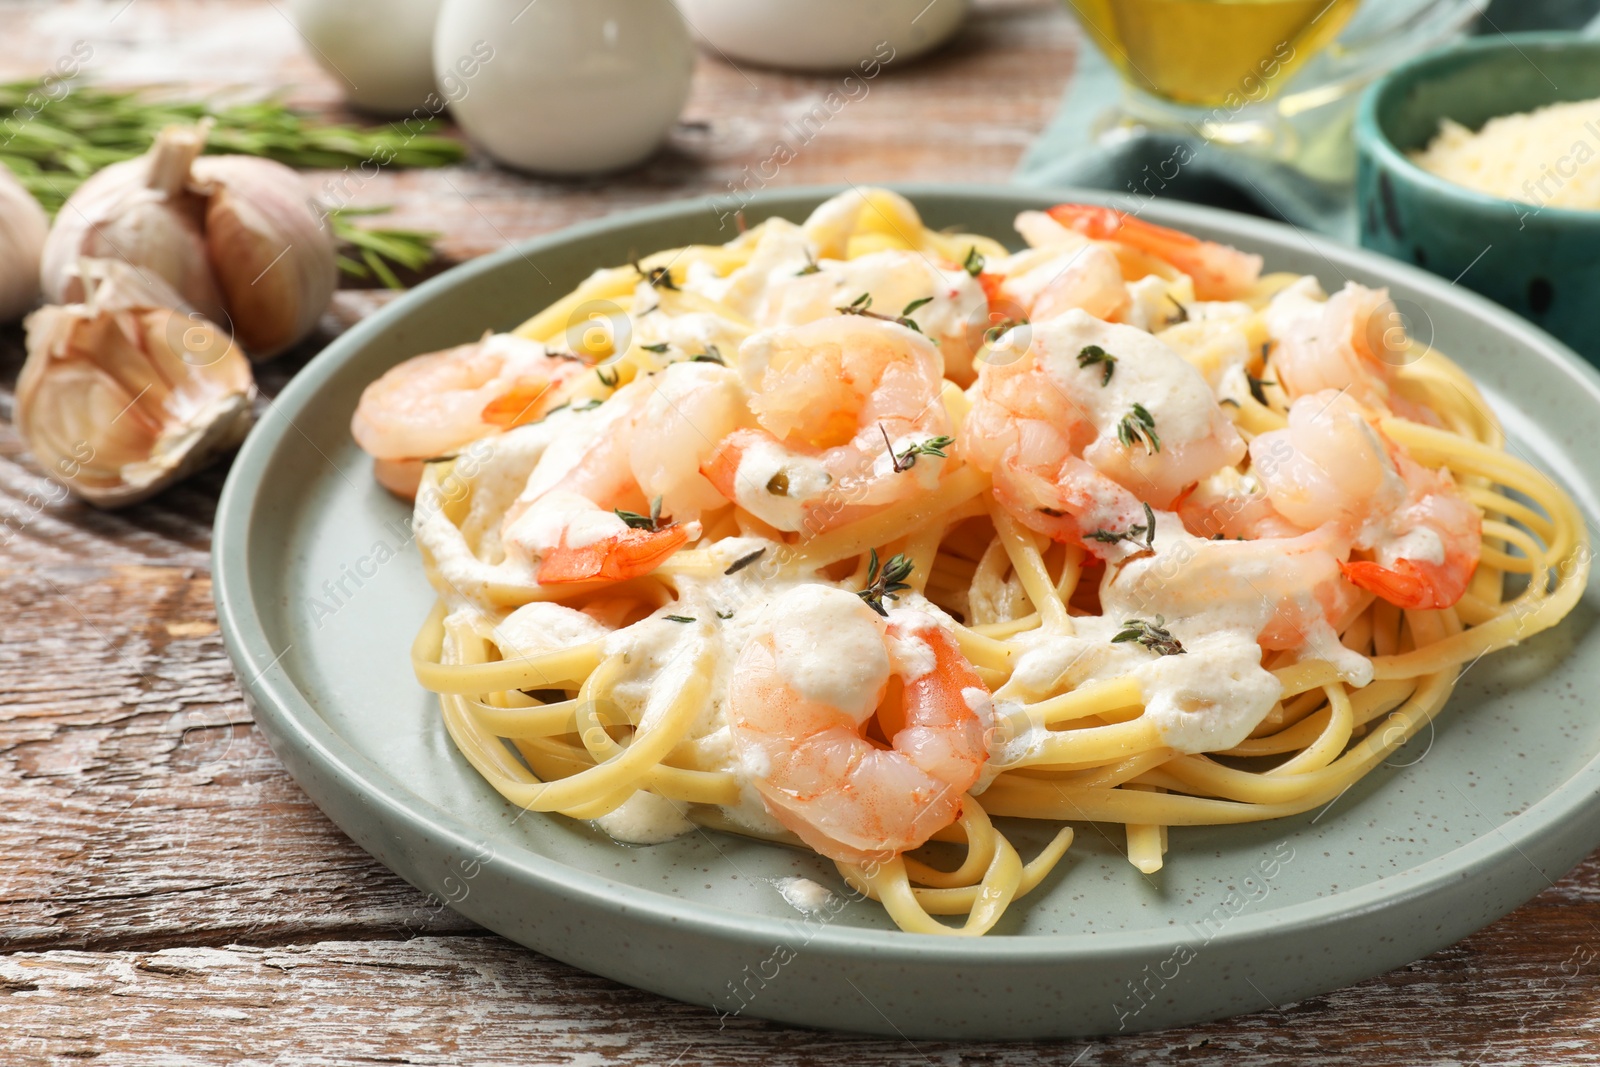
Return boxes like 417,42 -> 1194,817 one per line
1013,0 -> 1600,240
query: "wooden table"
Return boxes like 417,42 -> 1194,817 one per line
1,1 -> 1596,1062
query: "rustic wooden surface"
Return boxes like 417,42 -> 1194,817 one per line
1,1 -> 1597,1063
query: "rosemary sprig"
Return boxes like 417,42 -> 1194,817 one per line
1077,344 -> 1117,386
962,246 -> 985,276
615,496 -> 669,532
880,423 -> 953,473
0,80 -> 464,214
327,207 -> 442,289
1117,403 -> 1161,454
1111,615 -> 1185,656
857,549 -> 915,617
1087,502 -> 1157,553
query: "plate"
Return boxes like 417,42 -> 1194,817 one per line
213,186 -> 1600,1039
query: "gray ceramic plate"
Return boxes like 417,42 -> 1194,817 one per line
213,186 -> 1600,1040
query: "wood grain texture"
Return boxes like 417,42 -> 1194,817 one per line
0,0 -> 1596,1063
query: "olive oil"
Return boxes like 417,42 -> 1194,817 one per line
1069,0 -> 1361,107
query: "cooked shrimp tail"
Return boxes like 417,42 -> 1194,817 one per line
1045,203 -> 1263,301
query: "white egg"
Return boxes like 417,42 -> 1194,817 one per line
288,0 -> 443,117
677,0 -> 971,72
434,0 -> 695,176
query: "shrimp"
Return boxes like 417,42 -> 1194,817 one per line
727,586 -> 991,865
351,332 -> 583,498
962,310 -> 1245,551
1249,390 -> 1480,609
1046,204 -> 1263,301
1265,281 -> 1416,416
992,241 -> 1131,325
502,362 -> 747,583
701,316 -> 954,535
760,249 -> 989,384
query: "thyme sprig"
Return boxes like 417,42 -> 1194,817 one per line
837,292 -> 932,334
880,423 -> 953,473
1087,502 -> 1157,554
615,496 -> 669,532
1117,403 -> 1161,454
724,548 -> 766,575
634,259 -> 680,291
1111,615 -> 1185,656
984,316 -> 1028,344
962,247 -> 986,276
858,549 -> 914,617
1077,344 -> 1117,386
691,345 -> 725,365
797,251 -> 822,276
1247,373 -> 1276,406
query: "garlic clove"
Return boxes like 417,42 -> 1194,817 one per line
17,259 -> 256,508
0,167 -> 49,322
191,155 -> 338,359
40,126 -> 227,324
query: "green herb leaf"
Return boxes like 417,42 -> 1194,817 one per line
1111,615 -> 1185,656
596,366 -> 620,388
962,247 -> 985,276
691,344 -> 725,365
642,342 -> 671,354
724,548 -> 767,575
1077,344 -> 1117,386
857,549 -> 915,617
615,496 -> 667,532
1116,403 -> 1161,454
1247,374 -> 1276,407
634,260 -> 679,291
664,614 -> 697,624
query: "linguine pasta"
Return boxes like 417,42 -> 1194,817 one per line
370,189 -> 1588,936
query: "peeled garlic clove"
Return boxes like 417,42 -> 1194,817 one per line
17,259 -> 256,508
0,168 -> 49,322
191,155 -> 338,359
40,126 -> 227,324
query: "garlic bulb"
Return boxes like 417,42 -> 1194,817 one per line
0,167 -> 51,322
190,154 -> 339,357
40,124 -> 337,360
18,259 -> 257,508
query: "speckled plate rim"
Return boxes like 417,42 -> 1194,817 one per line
214,184 -> 1600,970
1356,31 -> 1600,223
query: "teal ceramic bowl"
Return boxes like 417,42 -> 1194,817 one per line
1356,33 -> 1600,362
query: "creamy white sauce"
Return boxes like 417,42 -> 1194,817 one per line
759,249 -> 985,347
594,791 -> 694,845
768,586 -> 890,723
728,435 -> 833,531
774,876 -> 835,915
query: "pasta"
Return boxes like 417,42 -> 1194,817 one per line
355,188 -> 1589,936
